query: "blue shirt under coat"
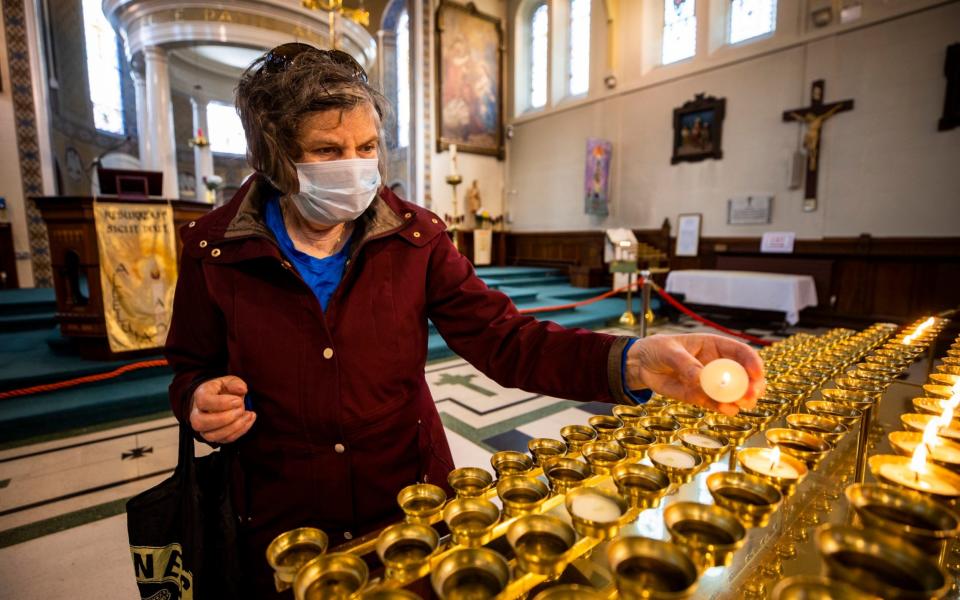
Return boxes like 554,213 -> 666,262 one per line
264,198 -> 351,312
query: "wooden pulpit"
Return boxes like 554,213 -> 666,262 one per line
34,196 -> 211,359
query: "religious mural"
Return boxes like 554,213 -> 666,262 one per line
435,1 -> 504,158
584,138 -> 612,217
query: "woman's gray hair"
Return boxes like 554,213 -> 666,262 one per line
236,48 -> 391,194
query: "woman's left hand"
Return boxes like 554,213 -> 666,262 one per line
624,333 -> 765,415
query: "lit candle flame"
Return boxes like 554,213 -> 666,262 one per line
769,445 -> 781,471
922,418 -> 942,449
910,438 -> 929,475
720,371 -> 731,387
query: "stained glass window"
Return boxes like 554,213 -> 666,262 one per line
662,0 -> 697,65
81,0 -> 124,134
396,10 -> 410,148
529,3 -> 549,109
568,0 -> 590,96
729,0 -> 777,45
207,102 -> 247,156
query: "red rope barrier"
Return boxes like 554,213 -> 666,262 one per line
0,278 -> 769,399
0,359 -> 169,400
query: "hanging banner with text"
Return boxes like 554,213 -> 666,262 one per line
94,202 -> 178,352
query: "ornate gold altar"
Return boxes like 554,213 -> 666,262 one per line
266,317 -> 960,599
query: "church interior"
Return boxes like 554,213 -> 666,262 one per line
0,0 -> 959,598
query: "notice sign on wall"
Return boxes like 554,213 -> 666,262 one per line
761,231 -> 796,254
727,196 -> 773,225
93,202 -> 178,352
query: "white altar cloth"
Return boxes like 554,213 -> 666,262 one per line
665,270 -> 818,325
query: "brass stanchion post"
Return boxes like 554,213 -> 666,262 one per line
639,269 -> 652,338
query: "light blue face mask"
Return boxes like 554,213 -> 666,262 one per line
290,157 -> 381,226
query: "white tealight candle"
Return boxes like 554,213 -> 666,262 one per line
741,448 -> 799,479
570,493 -> 622,523
682,432 -> 723,449
650,446 -> 697,469
700,358 -> 750,403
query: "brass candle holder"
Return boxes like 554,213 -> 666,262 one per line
531,584 -> 608,600
703,413 -> 753,469
766,427 -> 832,468
293,552 -> 369,600
588,415 -> 624,440
707,471 -> 782,528
648,443 -> 703,484
397,483 -> 447,525
922,384 -> 957,400
528,438 -> 567,465
496,474 -> 550,517
770,575 -> 882,600
845,483 -> 960,558
357,587 -> 422,600
581,440 -> 628,475
758,394 -> 791,417
564,487 -> 633,539
637,415 -> 681,443
560,424 -> 598,454
820,387 -> 877,483
613,404 -> 647,426
431,547 -> 510,599
491,450 -> 534,478
929,372 -> 960,387
804,400 -> 863,428
664,403 -> 705,427
505,513 -> 576,577
786,413 -> 848,445
738,447 -> 808,496
442,497 -> 501,547
614,426 -> 656,459
677,427 -> 729,464
375,522 -> 439,583
935,364 -> 960,375
266,527 -> 329,590
448,467 -> 493,498
606,536 -> 700,600
739,405 -> 777,431
644,396 -> 670,415
913,397 -> 960,418
613,462 -> 671,508
868,455 -> 960,502
664,501 -> 747,567
815,524 -> 952,600
542,456 -> 592,494
835,376 -> 886,400
889,431 -> 960,473
901,414 -> 960,442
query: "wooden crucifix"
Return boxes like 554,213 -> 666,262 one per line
782,80 -> 854,201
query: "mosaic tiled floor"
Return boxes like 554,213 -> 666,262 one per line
0,320 -> 790,599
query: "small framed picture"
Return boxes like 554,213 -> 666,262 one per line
671,94 -> 726,164
675,213 -> 702,257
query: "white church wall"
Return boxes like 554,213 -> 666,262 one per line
506,0 -> 960,238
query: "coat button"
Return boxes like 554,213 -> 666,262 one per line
413,232 -> 421,238
211,248 -> 221,257
188,221 -> 196,228
199,240 -> 208,248
334,443 -> 345,453
343,531 -> 353,540
404,212 -> 413,219
323,347 -> 334,359
431,218 -> 439,224
281,260 -> 293,270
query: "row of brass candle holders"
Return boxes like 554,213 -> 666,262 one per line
265,321 -> 947,599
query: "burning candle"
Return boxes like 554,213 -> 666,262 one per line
649,445 -> 697,469
740,447 -> 800,479
700,359 -> 750,403
569,493 -> 622,523
449,144 -> 459,176
878,460 -> 960,497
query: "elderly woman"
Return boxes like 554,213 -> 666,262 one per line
165,44 -> 764,596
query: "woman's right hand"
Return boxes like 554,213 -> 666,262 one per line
189,375 -> 256,443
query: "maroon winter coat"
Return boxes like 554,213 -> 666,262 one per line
164,175 -> 633,595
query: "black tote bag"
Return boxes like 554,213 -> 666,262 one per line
126,424 -> 243,599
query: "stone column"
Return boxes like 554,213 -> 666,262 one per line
376,30 -> 398,147
129,61 -> 151,168
142,46 -> 179,199
190,92 -> 214,203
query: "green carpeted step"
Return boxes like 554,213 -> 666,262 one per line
0,288 -> 56,316
0,312 -> 57,333
474,267 -> 563,279
0,372 -> 173,443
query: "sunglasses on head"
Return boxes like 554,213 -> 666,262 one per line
262,42 -> 368,82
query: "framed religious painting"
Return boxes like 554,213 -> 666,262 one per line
435,1 -> 505,158
671,93 -> 726,164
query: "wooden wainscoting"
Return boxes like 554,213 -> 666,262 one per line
492,230 -> 960,324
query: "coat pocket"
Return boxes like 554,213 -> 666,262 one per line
416,413 -> 454,489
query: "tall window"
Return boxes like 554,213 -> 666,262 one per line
206,102 -> 247,156
81,0 -> 124,134
729,0 -> 777,44
567,0 -> 590,96
529,3 -> 549,109
395,10 -> 410,148
662,0 -> 697,65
